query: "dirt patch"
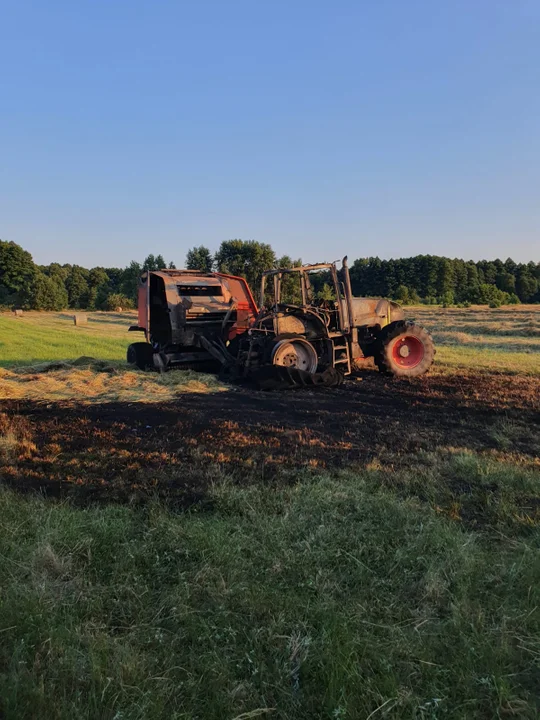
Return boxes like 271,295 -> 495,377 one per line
1,371 -> 539,505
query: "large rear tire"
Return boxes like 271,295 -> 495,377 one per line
127,342 -> 154,371
376,321 -> 435,377
271,338 -> 318,374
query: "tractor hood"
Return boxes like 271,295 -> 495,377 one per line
350,297 -> 404,329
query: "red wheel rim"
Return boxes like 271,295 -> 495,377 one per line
391,335 -> 425,368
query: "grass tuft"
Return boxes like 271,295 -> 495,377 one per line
0,414 -> 37,463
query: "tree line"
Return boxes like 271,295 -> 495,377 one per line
348,255 -> 540,307
0,238 -> 538,312
0,241 -> 176,311
188,242 -> 540,307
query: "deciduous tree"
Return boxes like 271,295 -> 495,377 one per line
214,240 -> 276,290
0,240 -> 36,296
65,266 -> 89,308
186,246 -> 213,272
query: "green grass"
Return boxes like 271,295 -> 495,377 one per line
0,312 -> 135,368
434,345 -> 540,375
0,313 -> 224,401
409,305 -> 540,376
1,453 -> 540,719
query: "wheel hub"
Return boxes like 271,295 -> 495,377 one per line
282,352 -> 298,367
398,344 -> 410,358
272,339 -> 318,374
391,335 -> 424,368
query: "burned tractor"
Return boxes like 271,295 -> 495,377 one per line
127,258 -> 434,385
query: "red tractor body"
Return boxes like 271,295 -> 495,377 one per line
128,269 -> 258,370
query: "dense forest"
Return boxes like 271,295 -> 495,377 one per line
0,238 -> 539,311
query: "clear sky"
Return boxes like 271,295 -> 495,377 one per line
1,0 -> 539,268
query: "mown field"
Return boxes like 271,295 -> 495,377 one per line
0,312 -> 225,401
0,306 -> 539,719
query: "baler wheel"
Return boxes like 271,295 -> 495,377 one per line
376,321 -> 435,377
127,342 -> 154,371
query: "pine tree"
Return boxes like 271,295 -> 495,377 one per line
516,272 -> 538,302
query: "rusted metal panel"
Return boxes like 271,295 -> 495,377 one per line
350,298 -> 404,328
276,313 -> 306,335
138,269 -> 258,353
137,281 -> 147,330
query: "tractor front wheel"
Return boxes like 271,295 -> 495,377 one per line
127,342 -> 154,371
376,321 -> 435,377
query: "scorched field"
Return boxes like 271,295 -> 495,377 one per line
0,306 -> 539,720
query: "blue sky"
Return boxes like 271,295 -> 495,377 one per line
1,0 -> 539,268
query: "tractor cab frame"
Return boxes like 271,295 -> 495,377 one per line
245,257 -> 405,375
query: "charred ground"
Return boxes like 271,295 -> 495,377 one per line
2,369 -> 538,507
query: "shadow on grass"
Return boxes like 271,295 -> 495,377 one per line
88,313 -> 137,325
54,311 -> 135,325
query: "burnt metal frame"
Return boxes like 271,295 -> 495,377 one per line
259,257 -> 355,336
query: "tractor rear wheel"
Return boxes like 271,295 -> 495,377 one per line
376,321 -> 435,377
271,338 -> 318,374
127,342 -> 154,371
